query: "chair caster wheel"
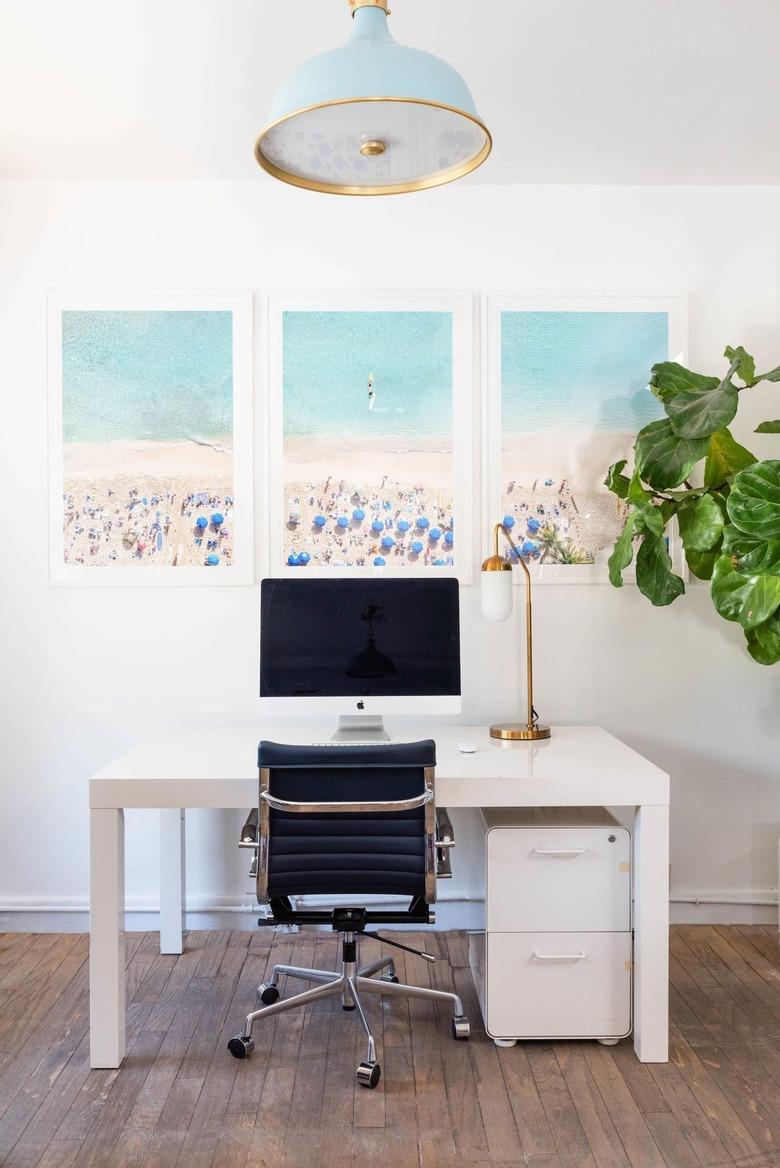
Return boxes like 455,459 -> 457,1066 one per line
227,1035 -> 254,1059
451,1015 -> 470,1040
356,1061 -> 381,1089
257,983 -> 279,1006
380,974 -> 399,983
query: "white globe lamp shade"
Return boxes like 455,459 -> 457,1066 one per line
481,566 -> 513,623
255,0 -> 491,196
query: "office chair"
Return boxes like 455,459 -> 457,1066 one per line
228,739 -> 466,1089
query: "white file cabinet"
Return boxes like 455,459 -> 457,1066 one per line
469,807 -> 632,1046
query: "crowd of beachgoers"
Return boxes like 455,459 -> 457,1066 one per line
61,479 -> 234,567
500,476 -> 625,564
283,476 -> 455,568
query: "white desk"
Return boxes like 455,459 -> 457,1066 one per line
88,724 -> 669,1068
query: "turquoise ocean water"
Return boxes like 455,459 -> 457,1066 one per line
502,311 -> 668,432
62,311 -> 233,443
283,311 -> 453,440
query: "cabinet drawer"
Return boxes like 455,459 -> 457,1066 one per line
486,931 -> 631,1039
486,825 -> 630,932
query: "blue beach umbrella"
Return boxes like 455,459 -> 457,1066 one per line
373,556 -> 386,567
429,527 -> 441,541
287,553 -> 299,565
502,514 -> 515,529
433,558 -> 446,566
297,551 -> 311,565
416,516 -> 430,529
196,516 -> 209,530
522,540 -> 539,556
211,512 -> 224,526
444,531 -> 454,546
337,516 -> 349,529
352,508 -> 365,521
527,517 -> 541,534
313,515 -> 327,527
371,519 -> 383,533
397,519 -> 411,532
205,554 -> 220,566
411,539 -> 424,554
381,535 -> 395,549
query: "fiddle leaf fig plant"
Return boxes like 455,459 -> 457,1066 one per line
605,345 -> 780,664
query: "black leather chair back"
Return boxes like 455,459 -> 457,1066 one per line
257,740 -> 435,899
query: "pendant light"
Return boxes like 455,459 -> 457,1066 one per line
255,0 -> 492,196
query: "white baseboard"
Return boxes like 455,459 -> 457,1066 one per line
1,888 -> 777,927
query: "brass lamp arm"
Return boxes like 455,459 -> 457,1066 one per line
494,523 -> 538,734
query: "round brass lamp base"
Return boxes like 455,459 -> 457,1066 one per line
490,723 -> 551,742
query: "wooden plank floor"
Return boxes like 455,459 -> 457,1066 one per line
1,927 -> 779,1167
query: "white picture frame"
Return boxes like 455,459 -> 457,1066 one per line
267,291 -> 477,583
47,291 -> 254,586
483,293 -> 688,584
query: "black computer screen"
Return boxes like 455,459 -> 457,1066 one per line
260,578 -> 461,697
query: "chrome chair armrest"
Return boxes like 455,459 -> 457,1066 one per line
435,808 -> 455,878
260,788 -> 433,815
238,807 -> 259,848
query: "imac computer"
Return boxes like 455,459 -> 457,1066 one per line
260,578 -> 461,741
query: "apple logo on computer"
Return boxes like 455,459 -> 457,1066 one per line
357,700 -> 365,710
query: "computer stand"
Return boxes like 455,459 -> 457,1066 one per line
331,715 -> 391,743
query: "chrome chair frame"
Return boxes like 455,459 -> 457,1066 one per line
230,763 -> 467,1086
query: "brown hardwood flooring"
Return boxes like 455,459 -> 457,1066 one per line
0,926 -> 779,1167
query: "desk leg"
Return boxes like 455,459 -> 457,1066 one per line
160,809 -> 185,955
90,808 -> 125,1069
633,803 -> 669,1062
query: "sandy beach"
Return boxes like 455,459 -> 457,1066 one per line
501,430 -> 633,563
283,436 -> 455,568
61,440 -> 235,568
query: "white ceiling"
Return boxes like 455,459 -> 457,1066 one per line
1,0 -> 779,183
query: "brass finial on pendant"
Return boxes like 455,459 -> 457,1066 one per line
349,0 -> 390,15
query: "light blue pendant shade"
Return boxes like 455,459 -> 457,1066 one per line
255,2 -> 491,195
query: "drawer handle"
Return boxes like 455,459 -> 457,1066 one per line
533,950 -> 587,961
531,847 -> 586,857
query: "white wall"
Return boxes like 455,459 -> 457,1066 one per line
1,181 -> 779,923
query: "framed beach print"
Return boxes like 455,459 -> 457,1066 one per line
48,292 -> 253,585
267,292 -> 476,582
484,294 -> 688,583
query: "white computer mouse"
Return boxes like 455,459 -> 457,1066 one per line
457,741 -> 478,753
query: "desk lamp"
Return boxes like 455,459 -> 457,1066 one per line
481,522 -> 550,742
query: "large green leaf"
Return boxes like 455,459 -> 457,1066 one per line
685,545 -> 720,580
666,371 -> 739,440
635,508 -> 664,538
608,513 -> 635,588
722,524 -> 780,575
745,615 -> 780,665
711,555 -> 780,629
724,345 -> 756,385
634,419 -> 709,489
755,420 -> 780,433
627,470 -> 653,506
703,427 -> 757,488
726,460 -> 780,538
677,493 -> 725,552
635,534 -> 685,606
604,459 -> 630,499
649,362 -> 718,405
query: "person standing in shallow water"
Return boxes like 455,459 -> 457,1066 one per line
368,372 -> 376,412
